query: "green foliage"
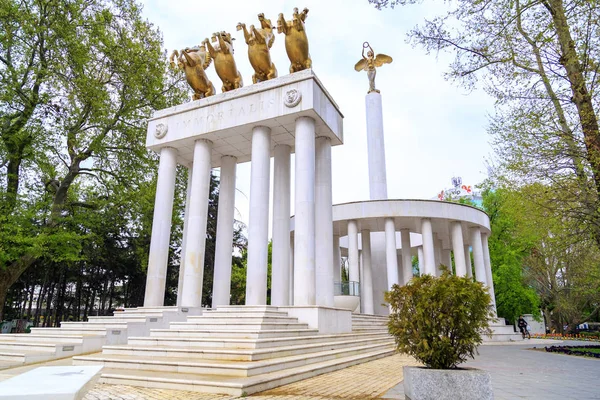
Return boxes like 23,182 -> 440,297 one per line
385,269 -> 493,369
481,187 -> 541,323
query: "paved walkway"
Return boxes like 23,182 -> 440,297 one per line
1,339 -> 599,399
382,339 -> 600,400
83,354 -> 418,400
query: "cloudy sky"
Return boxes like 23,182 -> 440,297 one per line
139,0 -> 495,230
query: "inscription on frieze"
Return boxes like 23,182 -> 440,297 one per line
174,98 -> 276,132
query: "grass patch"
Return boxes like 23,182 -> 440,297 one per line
571,347 -> 600,354
545,345 -> 600,359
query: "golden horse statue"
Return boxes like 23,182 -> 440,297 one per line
277,7 -> 311,73
236,13 -> 278,84
169,45 -> 215,100
354,42 -> 393,94
203,32 -> 243,92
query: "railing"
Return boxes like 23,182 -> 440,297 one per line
334,281 -> 360,296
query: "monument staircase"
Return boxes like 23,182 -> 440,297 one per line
486,318 -> 523,342
73,306 -> 396,396
0,306 -> 196,370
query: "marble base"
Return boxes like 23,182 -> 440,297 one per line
0,366 -> 103,400
278,306 -> 352,334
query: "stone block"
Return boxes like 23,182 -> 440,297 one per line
403,366 -> 493,400
278,306 -> 352,334
0,365 -> 103,400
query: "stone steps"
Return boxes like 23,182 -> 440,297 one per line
0,306 -> 196,369
128,331 -> 390,349
100,336 -> 393,361
97,347 -> 395,396
70,307 -> 397,395
169,322 -> 310,331
184,316 -> 300,324
148,328 -> 320,339
73,341 -> 393,377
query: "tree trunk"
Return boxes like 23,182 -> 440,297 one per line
547,0 -> 600,242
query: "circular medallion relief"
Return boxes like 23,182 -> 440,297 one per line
283,89 -> 302,108
154,123 -> 168,139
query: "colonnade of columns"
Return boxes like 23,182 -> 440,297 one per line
144,116 -> 335,309
340,219 -> 496,315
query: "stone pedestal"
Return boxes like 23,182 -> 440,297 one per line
279,306 -> 352,334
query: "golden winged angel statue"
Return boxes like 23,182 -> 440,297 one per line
354,42 -> 393,93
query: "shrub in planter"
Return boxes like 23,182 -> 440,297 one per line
385,269 -> 495,400
385,268 -> 494,368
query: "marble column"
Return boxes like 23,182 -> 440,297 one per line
294,116 -> 316,306
451,221 -> 467,277
365,92 -> 388,200
271,144 -> 291,306
396,252 -> 403,284
144,146 -> 178,307
211,156 -> 237,308
333,235 -> 342,283
176,166 -> 192,307
347,220 -> 360,283
481,232 -> 497,313
421,218 -> 435,276
289,236 -> 295,305
400,229 -> 413,285
470,227 -> 486,285
246,126 -> 271,305
315,137 -> 334,307
385,218 -> 399,289
417,246 -> 424,277
464,244 -> 473,278
180,139 -> 212,307
361,230 -> 374,314
434,236 -> 442,277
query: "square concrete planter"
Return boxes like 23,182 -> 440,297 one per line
403,366 -> 493,400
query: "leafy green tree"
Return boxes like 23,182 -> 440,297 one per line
0,0 -> 186,319
371,0 -> 600,247
482,187 -> 540,323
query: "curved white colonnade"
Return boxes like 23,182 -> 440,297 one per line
290,199 -> 494,316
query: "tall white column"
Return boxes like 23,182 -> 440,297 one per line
315,137 -> 334,307
365,92 -> 388,200
271,144 -> 291,306
434,237 -> 442,276
333,235 -> 341,283
385,218 -> 399,289
294,116 -> 316,306
180,139 -> 212,307
400,229 -> 413,285
417,246 -> 424,276
246,126 -> 271,305
211,156 -> 237,308
464,244 -> 473,278
451,221 -> 467,277
144,146 -> 178,307
177,166 -> 193,306
481,232 -> 497,313
470,227 -> 487,285
289,236 -> 295,305
347,220 -> 360,283
421,218 -> 435,276
361,230 -> 374,314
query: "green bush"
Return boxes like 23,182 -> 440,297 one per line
580,331 -> 600,339
385,268 -> 494,369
